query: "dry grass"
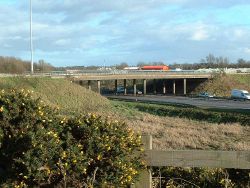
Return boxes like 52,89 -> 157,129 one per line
127,113 -> 250,151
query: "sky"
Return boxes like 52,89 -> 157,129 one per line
1,0 -> 250,67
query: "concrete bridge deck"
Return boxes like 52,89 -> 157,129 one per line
71,71 -> 212,95
72,71 -> 212,81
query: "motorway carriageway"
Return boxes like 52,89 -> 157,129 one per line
107,95 -> 250,111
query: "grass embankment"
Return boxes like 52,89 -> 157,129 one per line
195,74 -> 250,97
0,77 -> 113,116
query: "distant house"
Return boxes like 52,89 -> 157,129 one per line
123,67 -> 140,70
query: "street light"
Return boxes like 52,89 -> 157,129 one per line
30,0 -> 34,74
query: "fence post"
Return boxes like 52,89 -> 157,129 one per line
132,134 -> 152,188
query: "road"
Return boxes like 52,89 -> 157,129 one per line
107,95 -> 250,110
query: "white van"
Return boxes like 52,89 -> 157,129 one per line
231,89 -> 250,100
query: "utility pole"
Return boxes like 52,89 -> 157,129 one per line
30,0 -> 34,74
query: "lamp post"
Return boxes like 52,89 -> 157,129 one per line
30,0 -> 34,74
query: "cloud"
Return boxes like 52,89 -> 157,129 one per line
244,48 -> 250,54
189,23 -> 215,41
1,0 -> 250,66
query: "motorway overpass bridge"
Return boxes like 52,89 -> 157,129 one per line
72,71 -> 212,95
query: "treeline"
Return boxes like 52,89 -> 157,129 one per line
0,56 -> 54,74
170,55 -> 250,70
138,54 -> 250,70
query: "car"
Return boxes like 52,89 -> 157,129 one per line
231,89 -> 250,100
116,86 -> 125,94
198,92 -> 215,98
128,88 -> 142,95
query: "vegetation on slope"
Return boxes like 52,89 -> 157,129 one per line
0,90 -> 143,187
0,77 -> 249,187
0,77 -> 113,116
112,100 -> 250,151
195,73 -> 250,97
1,77 -> 249,151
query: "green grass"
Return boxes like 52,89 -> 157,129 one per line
110,100 -> 144,119
230,74 -> 250,87
0,77 -> 114,116
110,100 -> 250,126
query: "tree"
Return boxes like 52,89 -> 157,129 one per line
115,62 -> 128,69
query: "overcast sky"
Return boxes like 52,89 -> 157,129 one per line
1,0 -> 250,67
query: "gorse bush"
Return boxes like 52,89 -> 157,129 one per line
152,167 -> 250,188
0,90 -> 144,187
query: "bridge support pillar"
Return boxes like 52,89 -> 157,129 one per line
143,79 -> 147,95
79,80 -> 83,86
88,80 -> 91,90
173,80 -> 176,95
184,79 -> 187,95
115,79 -> 118,93
163,80 -> 166,94
133,79 -> 137,96
97,80 -> 101,94
153,79 -> 156,94
123,79 -> 127,95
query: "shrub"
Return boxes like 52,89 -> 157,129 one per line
153,167 -> 250,188
0,90 -> 144,187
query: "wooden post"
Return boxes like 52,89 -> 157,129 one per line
124,79 -> 127,95
143,79 -> 147,95
132,135 -> 152,188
